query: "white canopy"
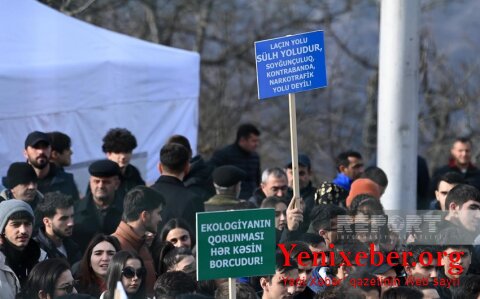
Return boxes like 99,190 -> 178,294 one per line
0,0 -> 200,188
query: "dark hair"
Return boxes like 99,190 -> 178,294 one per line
438,226 -> 474,254
341,270 -> 380,296
160,143 -> 190,174
381,286 -> 424,299
335,151 -> 362,171
156,243 -> 195,276
361,166 -> 388,188
275,250 -> 297,274
445,184 -> 480,210
404,245 -> 440,265
215,282 -> 257,299
104,251 -> 146,299
454,136 -> 472,145
166,135 -> 192,157
299,233 -> 326,247
123,186 -> 165,222
437,172 -> 465,189
76,234 -> 121,297
260,196 -> 287,208
102,128 -> 137,153
310,204 -> 346,231
8,210 -> 34,224
450,275 -> 480,299
348,195 -> 385,216
47,131 -> 71,153
282,241 -> 313,260
159,218 -> 195,249
37,191 -> 74,219
23,258 -> 71,298
235,123 -> 260,143
154,271 -> 197,299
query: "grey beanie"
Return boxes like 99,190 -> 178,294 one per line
0,200 -> 34,233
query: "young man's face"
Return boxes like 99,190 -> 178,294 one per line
262,268 -> 298,299
24,142 -> 51,170
285,165 -> 311,189
435,181 -> 456,211
405,256 -> 438,282
450,199 -> 480,232
53,148 -> 73,167
238,134 -> 260,153
341,156 -> 364,180
296,260 -> 313,293
442,247 -> 472,279
106,151 -> 132,170
11,182 -> 37,202
2,218 -> 33,250
144,206 -> 162,233
45,207 -> 74,239
451,141 -> 471,167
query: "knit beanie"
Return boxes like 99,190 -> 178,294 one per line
346,178 -> 381,208
0,200 -> 34,233
3,162 -> 37,189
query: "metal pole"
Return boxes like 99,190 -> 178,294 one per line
377,0 -> 419,211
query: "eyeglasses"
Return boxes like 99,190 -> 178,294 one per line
56,280 -> 78,294
122,267 -> 146,279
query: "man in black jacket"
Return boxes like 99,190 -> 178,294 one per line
34,191 -> 81,265
151,143 -> 202,231
73,160 -> 123,251
210,123 -> 261,199
23,131 -> 80,201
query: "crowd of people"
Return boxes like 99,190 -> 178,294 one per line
0,125 -> 479,299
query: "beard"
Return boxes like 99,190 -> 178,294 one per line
29,155 -> 49,169
53,225 -> 72,239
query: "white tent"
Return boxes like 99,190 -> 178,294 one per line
0,0 -> 200,189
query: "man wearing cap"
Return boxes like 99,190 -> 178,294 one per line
23,131 -> 80,201
204,165 -> 252,211
285,154 -> 316,213
1,162 -> 44,210
0,200 -> 42,299
72,159 -> 123,251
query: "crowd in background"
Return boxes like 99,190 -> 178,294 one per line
0,124 -> 479,299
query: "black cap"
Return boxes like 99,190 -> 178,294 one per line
88,159 -> 120,177
285,154 -> 311,169
24,131 -> 50,149
2,162 -> 37,189
213,165 -> 246,187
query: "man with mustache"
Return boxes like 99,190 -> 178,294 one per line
0,162 -> 43,211
34,191 -> 81,265
73,159 -> 123,251
0,200 -> 42,299
23,131 -> 79,201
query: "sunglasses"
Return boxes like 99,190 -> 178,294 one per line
122,267 -> 146,279
56,280 -> 78,294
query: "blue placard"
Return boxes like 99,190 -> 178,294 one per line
255,30 -> 327,100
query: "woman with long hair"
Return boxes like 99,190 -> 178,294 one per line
158,218 -> 195,249
75,234 -> 121,297
22,258 -> 77,298
102,251 -> 146,299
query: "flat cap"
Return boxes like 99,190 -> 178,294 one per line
213,165 -> 246,187
25,131 -> 50,149
88,159 -> 120,177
